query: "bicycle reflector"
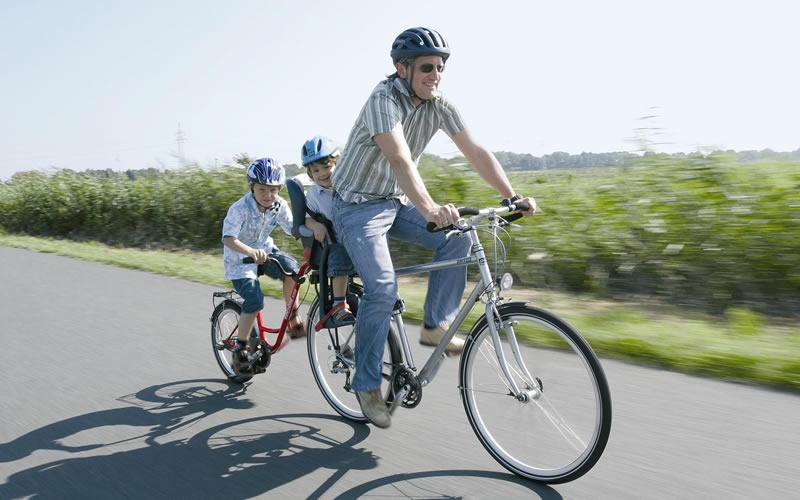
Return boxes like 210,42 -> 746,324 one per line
499,273 -> 514,291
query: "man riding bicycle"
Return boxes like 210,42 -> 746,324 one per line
331,27 -> 536,428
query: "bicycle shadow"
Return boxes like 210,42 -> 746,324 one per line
334,469 -> 562,500
0,378 -> 376,499
0,379 -> 252,463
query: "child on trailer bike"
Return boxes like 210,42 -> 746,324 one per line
222,157 -> 306,375
300,136 -> 356,328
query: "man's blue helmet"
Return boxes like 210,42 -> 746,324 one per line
390,27 -> 450,63
246,157 -> 285,185
301,136 -> 340,166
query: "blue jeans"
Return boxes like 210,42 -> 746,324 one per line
333,196 -> 470,391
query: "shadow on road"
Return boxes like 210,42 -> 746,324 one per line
334,469 -> 562,499
0,378 -> 376,498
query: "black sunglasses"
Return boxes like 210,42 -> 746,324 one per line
417,63 -> 445,74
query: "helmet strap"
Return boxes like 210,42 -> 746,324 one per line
401,62 -> 431,104
250,186 -> 279,212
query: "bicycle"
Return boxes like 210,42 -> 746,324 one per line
210,177 -> 357,384
306,201 -> 612,483
210,255 -> 310,384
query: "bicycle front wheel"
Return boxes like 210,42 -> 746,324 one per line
460,303 -> 611,483
306,295 -> 402,422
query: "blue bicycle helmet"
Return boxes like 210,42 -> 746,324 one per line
301,136 -> 340,166
390,27 -> 450,63
246,157 -> 285,186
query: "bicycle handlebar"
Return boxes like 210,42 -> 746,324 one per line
242,256 -> 304,284
425,201 -> 530,232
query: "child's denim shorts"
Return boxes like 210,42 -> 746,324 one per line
326,242 -> 354,278
232,248 -> 299,313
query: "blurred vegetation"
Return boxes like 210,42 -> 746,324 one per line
1,153 -> 799,319
1,153 -> 799,390
413,153 -> 800,317
492,147 -> 800,171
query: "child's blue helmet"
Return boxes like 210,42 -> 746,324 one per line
246,157 -> 285,185
390,27 -> 450,63
301,136 -> 340,166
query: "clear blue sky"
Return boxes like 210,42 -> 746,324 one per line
1,0 -> 797,179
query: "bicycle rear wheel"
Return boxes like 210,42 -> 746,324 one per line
210,300 -> 254,384
306,295 -> 402,422
460,303 -> 611,483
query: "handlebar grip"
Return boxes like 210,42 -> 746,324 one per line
242,256 -> 304,283
514,200 -> 532,212
426,206 -> 480,232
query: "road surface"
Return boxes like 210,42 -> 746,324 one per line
0,246 -> 797,499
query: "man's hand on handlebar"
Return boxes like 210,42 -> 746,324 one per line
503,194 -> 537,216
426,203 -> 460,230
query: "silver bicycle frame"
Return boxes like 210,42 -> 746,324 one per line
390,213 -> 530,397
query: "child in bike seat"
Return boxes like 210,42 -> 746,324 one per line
300,136 -> 355,328
222,158 -> 306,371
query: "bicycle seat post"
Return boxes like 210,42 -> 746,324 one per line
391,299 -> 417,372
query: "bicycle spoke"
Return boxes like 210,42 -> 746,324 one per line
307,297 -> 402,422
532,396 -> 588,452
460,305 -> 611,483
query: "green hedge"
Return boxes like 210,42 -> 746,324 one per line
410,154 -> 800,314
0,165 -> 245,248
2,154 -> 799,315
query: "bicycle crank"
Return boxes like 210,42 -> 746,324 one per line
247,338 -> 272,374
390,367 -> 422,410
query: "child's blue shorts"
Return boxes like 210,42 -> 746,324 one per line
232,248 -> 299,313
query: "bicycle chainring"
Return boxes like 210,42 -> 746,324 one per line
392,367 -> 422,408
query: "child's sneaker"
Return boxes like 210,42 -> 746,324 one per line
231,340 -> 251,374
325,302 -> 356,328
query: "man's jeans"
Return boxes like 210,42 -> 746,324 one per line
333,196 -> 470,392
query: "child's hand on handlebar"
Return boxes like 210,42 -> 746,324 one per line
248,248 -> 268,264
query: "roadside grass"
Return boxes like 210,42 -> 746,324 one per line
2,232 -> 797,391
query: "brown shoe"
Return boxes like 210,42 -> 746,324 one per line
355,389 -> 391,428
419,326 -> 465,355
287,310 -> 307,339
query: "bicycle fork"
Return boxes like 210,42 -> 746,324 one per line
483,303 -> 542,402
471,233 -> 541,403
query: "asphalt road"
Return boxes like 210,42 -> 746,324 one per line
0,246 -> 797,499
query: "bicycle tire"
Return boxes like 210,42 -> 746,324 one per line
459,303 -> 611,483
210,299 -> 254,384
306,293 -> 402,422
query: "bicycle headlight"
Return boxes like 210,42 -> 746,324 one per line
499,273 -> 514,291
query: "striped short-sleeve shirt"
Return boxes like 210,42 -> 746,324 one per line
331,78 -> 467,203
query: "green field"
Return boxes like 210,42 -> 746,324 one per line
1,154 -> 798,390
1,232 -> 797,391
